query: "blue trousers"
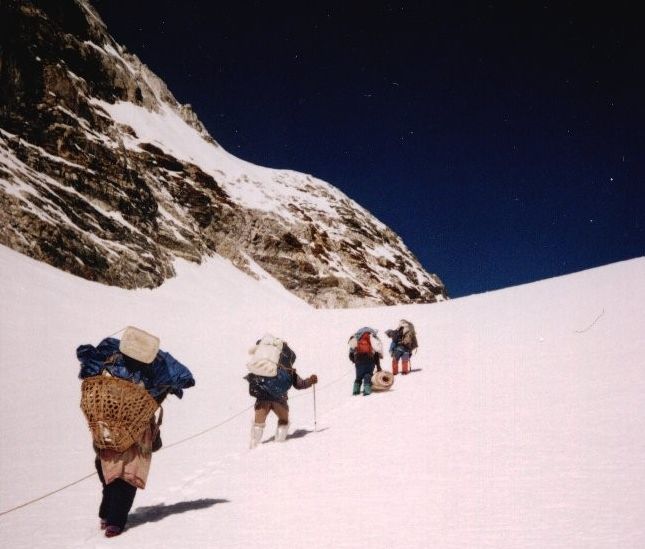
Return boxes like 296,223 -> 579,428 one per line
391,345 -> 411,360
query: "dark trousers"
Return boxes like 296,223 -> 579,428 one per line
354,362 -> 375,387
95,457 -> 137,530
254,399 -> 290,426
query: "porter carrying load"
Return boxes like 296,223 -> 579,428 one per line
77,326 -> 195,538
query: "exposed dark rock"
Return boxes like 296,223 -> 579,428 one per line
0,0 -> 447,308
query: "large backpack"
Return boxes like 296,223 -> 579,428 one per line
247,334 -> 296,376
399,320 -> 418,351
356,332 -> 373,355
348,328 -> 383,357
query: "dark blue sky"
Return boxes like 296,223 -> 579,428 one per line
93,1 -> 644,297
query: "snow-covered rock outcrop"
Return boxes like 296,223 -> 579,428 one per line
0,0 -> 446,307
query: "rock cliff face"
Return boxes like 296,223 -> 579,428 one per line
0,0 -> 446,307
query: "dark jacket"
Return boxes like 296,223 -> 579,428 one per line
349,349 -> 381,370
248,368 -> 313,406
386,327 -> 413,357
385,327 -> 404,347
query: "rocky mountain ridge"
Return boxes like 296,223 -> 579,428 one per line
0,0 -> 446,307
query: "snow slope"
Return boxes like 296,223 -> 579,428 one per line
0,244 -> 644,548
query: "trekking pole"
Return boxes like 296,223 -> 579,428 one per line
313,383 -> 318,432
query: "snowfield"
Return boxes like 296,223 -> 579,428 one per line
0,244 -> 644,548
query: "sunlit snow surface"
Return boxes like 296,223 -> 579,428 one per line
93,98 -> 349,221
0,244 -> 644,548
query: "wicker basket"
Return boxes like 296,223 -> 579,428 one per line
80,375 -> 159,453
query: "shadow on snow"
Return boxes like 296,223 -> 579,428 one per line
127,498 -> 229,529
263,427 -> 329,443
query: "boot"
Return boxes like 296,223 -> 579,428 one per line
352,381 -> 361,395
105,525 -> 122,538
250,422 -> 265,449
363,383 -> 372,396
391,358 -> 399,375
275,423 -> 289,442
402,358 -> 410,375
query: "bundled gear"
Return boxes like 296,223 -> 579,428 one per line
371,370 -> 395,391
77,331 -> 195,400
119,326 -> 160,364
246,334 -> 296,376
246,366 -> 294,399
348,327 -> 383,396
399,320 -> 418,351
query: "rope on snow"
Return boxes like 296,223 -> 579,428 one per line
0,402 -> 252,517
0,368 -> 353,516
0,473 -> 96,518
574,309 -> 605,333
